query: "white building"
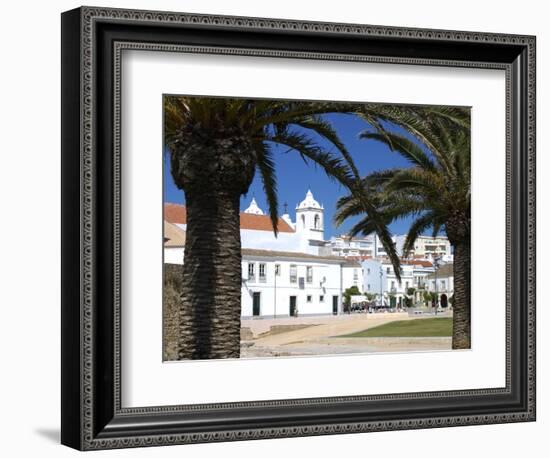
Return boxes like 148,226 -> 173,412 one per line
342,260 -> 363,293
329,233 -> 405,258
164,190 -> 359,317
411,235 -> 453,261
329,233 -> 452,262
362,258 -> 435,307
241,249 -> 345,317
426,263 -> 454,308
329,234 -> 376,258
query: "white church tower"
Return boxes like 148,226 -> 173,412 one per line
244,197 -> 264,215
296,189 -> 324,246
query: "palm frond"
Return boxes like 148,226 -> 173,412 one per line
402,212 -> 436,257
254,142 -> 280,235
292,115 -> 361,180
360,131 -> 437,171
268,131 -> 355,188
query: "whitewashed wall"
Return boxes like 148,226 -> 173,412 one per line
240,229 -> 302,252
241,257 -> 342,317
342,265 -> 364,292
164,247 -> 343,317
164,247 -> 184,265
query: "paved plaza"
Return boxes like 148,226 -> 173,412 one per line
240,312 -> 453,358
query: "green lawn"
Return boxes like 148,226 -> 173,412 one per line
339,317 -> 452,338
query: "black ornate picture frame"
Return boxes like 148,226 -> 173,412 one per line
61,6 -> 536,450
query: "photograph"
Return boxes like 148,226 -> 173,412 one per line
161,96 -> 471,361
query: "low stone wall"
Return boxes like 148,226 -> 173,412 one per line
259,324 -> 318,338
163,263 -> 182,361
240,327 -> 254,341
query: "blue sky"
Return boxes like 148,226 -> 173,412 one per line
163,111 -> 427,239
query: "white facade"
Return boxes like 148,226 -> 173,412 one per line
329,234 -> 375,258
362,259 -> 385,302
240,229 -> 302,252
383,262 -> 415,308
362,258 -> 435,307
342,262 -> 364,293
164,246 -> 184,265
329,232 -> 452,261
242,251 -> 343,317
412,235 -> 453,260
426,263 -> 454,308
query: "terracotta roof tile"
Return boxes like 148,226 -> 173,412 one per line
164,203 -> 187,224
426,263 -> 453,279
344,255 -> 372,262
409,260 -> 434,268
164,203 -> 295,233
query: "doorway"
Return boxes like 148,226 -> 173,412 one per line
289,296 -> 297,317
252,292 -> 261,316
332,296 -> 338,315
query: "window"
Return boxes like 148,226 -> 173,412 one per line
353,269 -> 358,281
319,295 -> 324,302
275,264 -> 281,276
441,280 -> 446,290
259,263 -> 266,282
314,214 -> 320,229
290,264 -> 297,283
391,281 -> 395,290
306,295 -> 312,303
405,281 -> 409,290
367,268 -> 371,275
306,266 -> 313,283
367,284 -> 371,291
301,214 -> 305,226
387,267 -> 391,274
248,263 -> 255,281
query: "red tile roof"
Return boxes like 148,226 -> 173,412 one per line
164,203 -> 295,233
344,255 -> 372,262
378,257 -> 434,268
409,260 -> 434,267
164,203 -> 187,224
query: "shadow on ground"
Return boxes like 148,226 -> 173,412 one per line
35,428 -> 59,443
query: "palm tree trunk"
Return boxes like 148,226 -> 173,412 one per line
452,240 -> 471,349
177,188 -> 242,359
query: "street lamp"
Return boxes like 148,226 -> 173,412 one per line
433,256 -> 441,316
379,266 -> 383,308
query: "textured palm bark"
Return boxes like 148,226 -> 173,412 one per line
169,122 -> 256,359
446,210 -> 471,349
452,240 -> 471,349
178,189 -> 243,359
